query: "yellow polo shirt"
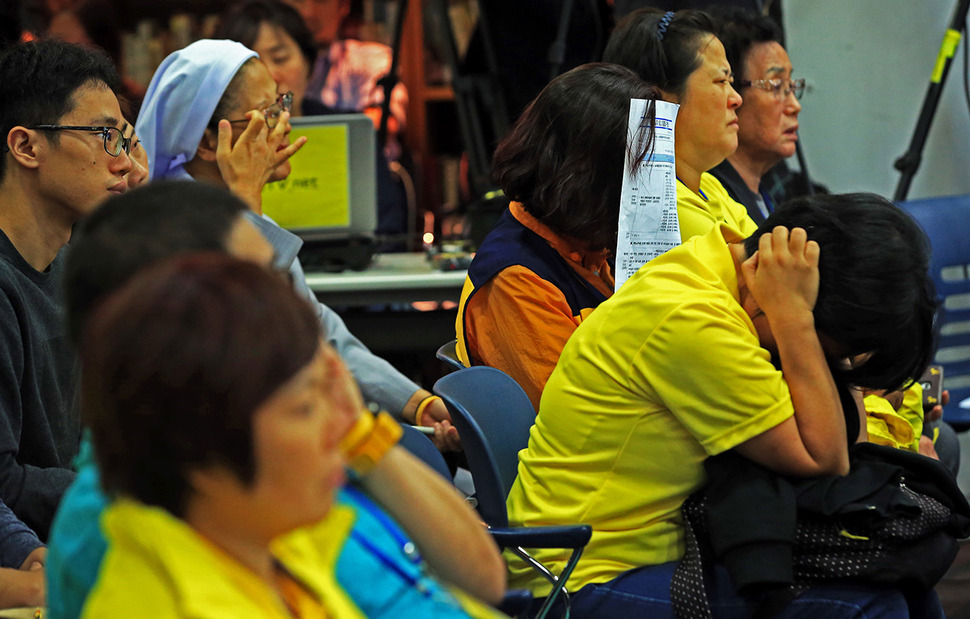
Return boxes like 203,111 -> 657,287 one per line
83,499 -> 365,618
865,383 -> 924,453
506,224 -> 793,595
456,175 -> 755,410
677,173 -> 758,240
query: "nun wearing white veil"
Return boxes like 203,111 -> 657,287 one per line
135,38 -> 303,209
133,38 -> 458,443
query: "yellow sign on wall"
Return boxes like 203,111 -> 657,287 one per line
262,124 -> 350,229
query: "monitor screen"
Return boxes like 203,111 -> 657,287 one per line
261,114 -> 377,241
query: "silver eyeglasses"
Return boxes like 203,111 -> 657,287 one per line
738,78 -> 805,100
226,91 -> 294,129
28,125 -> 131,156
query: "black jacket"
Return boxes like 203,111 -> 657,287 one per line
672,443 -> 970,618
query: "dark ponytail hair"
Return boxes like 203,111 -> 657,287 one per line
603,8 -> 717,100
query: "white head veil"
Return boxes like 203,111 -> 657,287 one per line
136,40 -> 257,181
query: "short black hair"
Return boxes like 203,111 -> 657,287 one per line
64,181 -> 249,344
82,253 -> 321,517
743,193 -> 938,391
492,62 -> 660,252
603,8 -> 717,100
0,39 -> 121,181
214,0 -> 318,74
709,7 -> 783,83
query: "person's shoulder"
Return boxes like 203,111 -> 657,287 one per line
0,261 -> 25,321
0,242 -> 23,281
82,524 -> 181,617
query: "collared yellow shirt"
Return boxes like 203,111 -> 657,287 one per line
83,499 -> 365,618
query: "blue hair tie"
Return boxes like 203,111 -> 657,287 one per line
656,11 -> 674,41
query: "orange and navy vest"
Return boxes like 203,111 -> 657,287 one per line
456,208 -> 610,365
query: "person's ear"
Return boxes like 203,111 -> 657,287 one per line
188,464 -> 243,498
195,128 -> 219,163
658,88 -> 680,105
5,127 -> 44,170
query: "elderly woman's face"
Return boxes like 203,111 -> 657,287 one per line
225,62 -> 294,183
735,41 -> 802,169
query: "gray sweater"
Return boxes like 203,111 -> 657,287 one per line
0,497 -> 41,568
0,229 -> 78,540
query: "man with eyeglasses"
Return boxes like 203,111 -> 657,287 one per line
0,39 -> 131,539
708,8 -> 804,225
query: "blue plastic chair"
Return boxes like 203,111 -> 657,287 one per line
398,424 -> 452,481
434,366 -> 592,619
436,339 -> 466,373
398,424 -> 536,616
900,195 -> 970,430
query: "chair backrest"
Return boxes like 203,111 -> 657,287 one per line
435,339 -> 466,372
433,366 -> 536,527
398,424 -> 452,481
900,195 -> 970,430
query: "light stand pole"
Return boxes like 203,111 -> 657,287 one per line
893,0 -> 970,202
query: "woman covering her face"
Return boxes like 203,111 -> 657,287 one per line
135,39 -> 305,212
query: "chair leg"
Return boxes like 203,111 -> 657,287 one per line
509,546 -> 587,619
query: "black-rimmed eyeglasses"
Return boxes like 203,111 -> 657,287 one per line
225,92 -> 294,129
28,125 -> 132,157
738,78 -> 805,100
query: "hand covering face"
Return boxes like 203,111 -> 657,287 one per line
136,39 -> 257,181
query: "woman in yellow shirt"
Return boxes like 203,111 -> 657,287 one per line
79,254 -> 369,617
603,7 -> 757,238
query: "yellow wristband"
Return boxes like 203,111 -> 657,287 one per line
415,395 -> 442,427
344,411 -> 403,476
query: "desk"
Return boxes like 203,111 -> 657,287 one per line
305,253 -> 465,360
305,252 -> 467,306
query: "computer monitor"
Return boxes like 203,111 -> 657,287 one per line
261,113 -> 377,242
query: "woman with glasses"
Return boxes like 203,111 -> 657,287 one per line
136,38 -> 458,447
136,39 -> 305,212
603,8 -> 757,239
708,8 -> 805,224
212,0 -> 412,244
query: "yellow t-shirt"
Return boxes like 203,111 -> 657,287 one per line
865,383 -> 924,452
506,225 -> 793,595
677,173 -> 758,240
456,176 -> 755,405
83,499 -> 365,618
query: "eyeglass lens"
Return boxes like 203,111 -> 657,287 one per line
103,127 -> 132,156
264,92 -> 294,129
789,79 -> 805,99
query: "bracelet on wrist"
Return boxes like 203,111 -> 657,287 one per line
415,395 -> 442,427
